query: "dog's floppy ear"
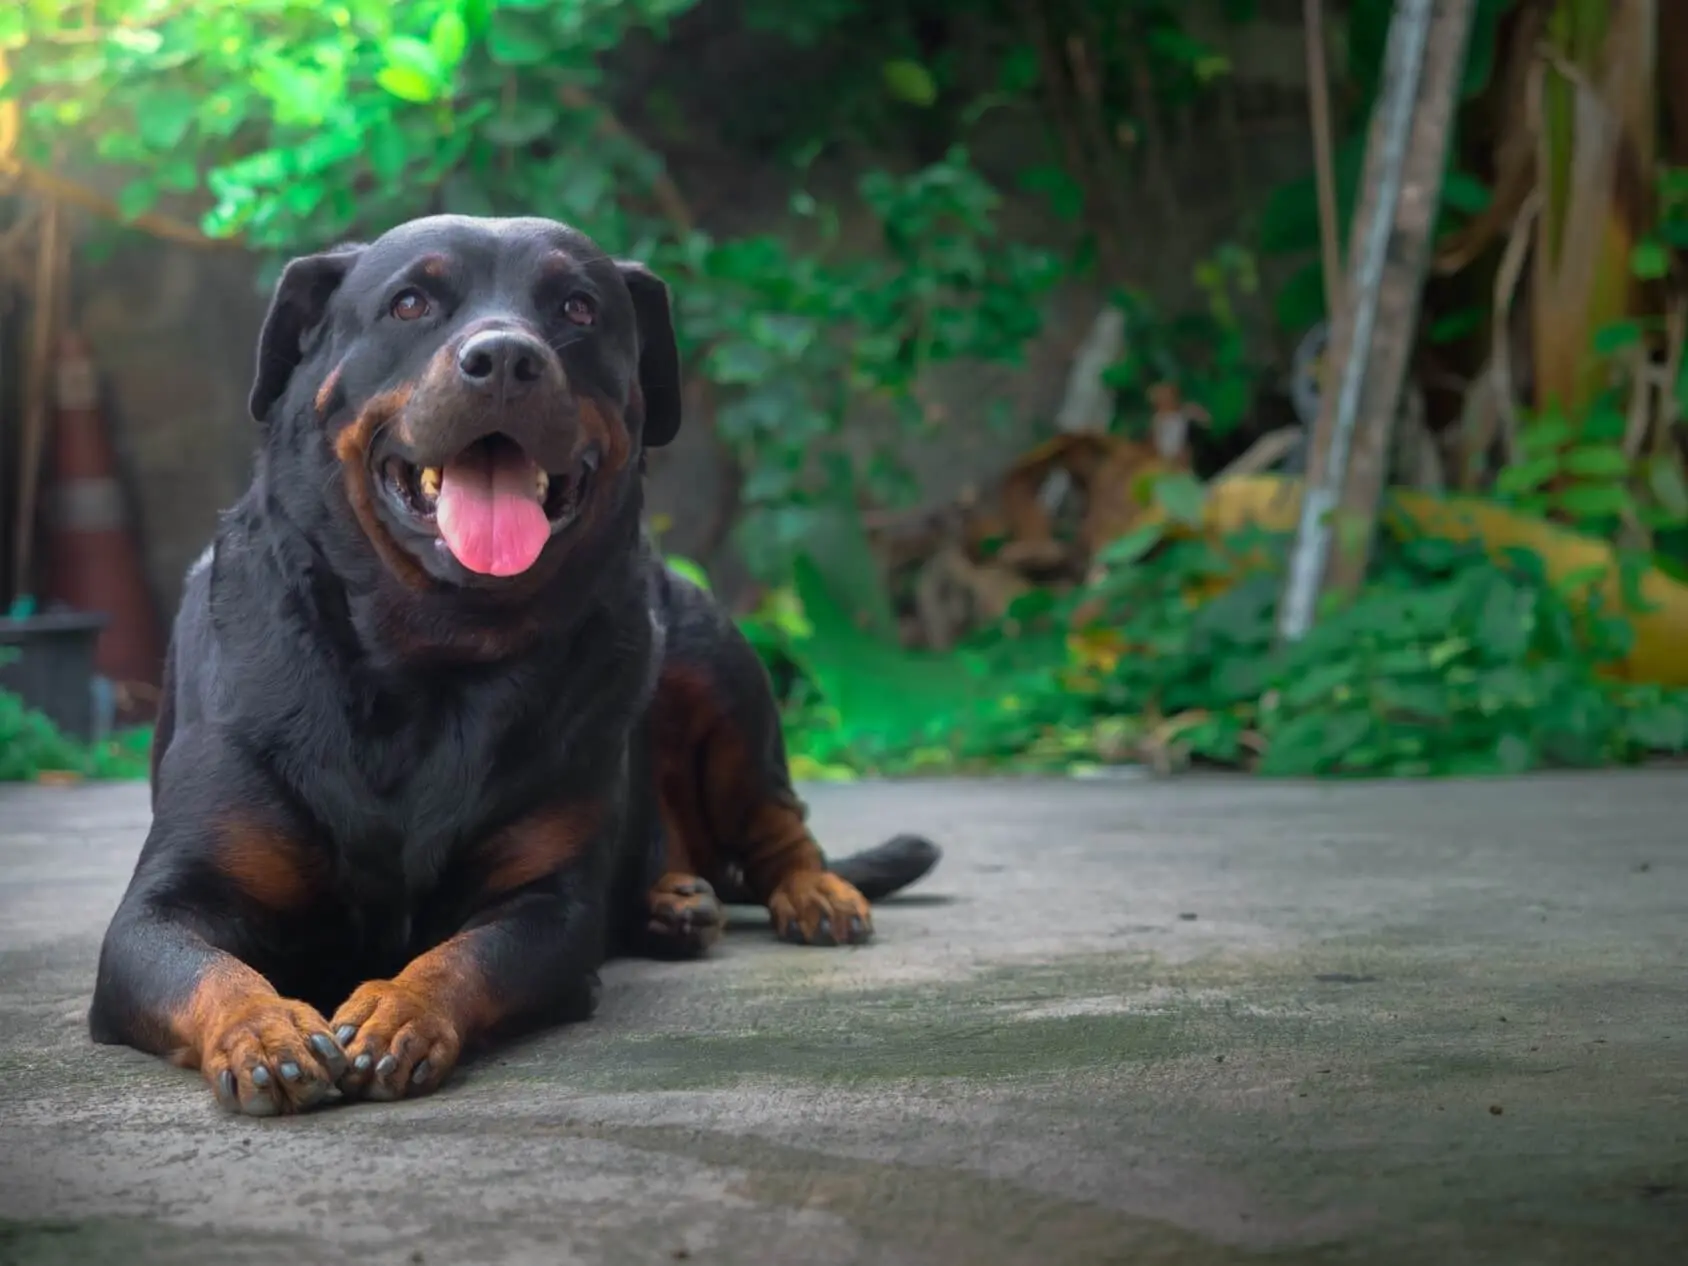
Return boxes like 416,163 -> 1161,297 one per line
248,244 -> 363,424
616,261 -> 683,447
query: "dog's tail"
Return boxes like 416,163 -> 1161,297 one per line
715,834 -> 942,904
824,833 -> 942,901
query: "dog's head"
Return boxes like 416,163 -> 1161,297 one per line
249,215 -> 681,591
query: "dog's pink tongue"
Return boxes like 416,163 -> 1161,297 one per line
435,443 -> 549,577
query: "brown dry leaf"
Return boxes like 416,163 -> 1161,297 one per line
998,433 -> 1114,545
1081,441 -> 1176,555
1138,709 -> 1211,777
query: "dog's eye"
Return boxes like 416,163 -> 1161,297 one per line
562,294 -> 596,327
390,289 -> 430,321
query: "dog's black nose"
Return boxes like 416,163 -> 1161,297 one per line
456,330 -> 554,399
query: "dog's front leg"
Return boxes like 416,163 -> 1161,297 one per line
89,792 -> 350,1117
332,807 -> 611,1102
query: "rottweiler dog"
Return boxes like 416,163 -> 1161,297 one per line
88,214 -> 940,1115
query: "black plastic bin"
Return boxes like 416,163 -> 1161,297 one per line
0,612 -> 111,742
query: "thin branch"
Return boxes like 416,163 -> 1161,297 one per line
2,160 -> 235,248
1303,0 -> 1343,318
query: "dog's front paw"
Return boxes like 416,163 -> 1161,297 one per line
199,996 -> 346,1116
330,980 -> 461,1102
768,871 -> 873,946
646,871 -> 725,957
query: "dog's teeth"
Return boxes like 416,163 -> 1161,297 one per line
536,470 -> 550,499
419,467 -> 441,502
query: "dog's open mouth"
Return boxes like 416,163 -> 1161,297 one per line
379,434 -> 596,578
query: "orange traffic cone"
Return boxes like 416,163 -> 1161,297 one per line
42,329 -> 164,713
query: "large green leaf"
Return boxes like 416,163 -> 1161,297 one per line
787,555 -> 985,751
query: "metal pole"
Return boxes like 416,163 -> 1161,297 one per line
1278,0 -> 1437,644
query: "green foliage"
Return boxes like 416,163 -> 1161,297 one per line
0,686 -> 84,781
761,518 -> 1688,779
12,0 -> 712,251
17,0 -> 1688,784
1106,244 -> 1261,436
682,149 -> 1059,576
0,686 -> 151,782
11,0 -> 1056,583
1492,397 -> 1688,541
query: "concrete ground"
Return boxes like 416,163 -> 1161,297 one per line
0,773 -> 1684,1266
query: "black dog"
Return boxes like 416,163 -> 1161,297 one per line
88,215 -> 940,1115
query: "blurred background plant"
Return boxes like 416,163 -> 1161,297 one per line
4,0 -> 1688,781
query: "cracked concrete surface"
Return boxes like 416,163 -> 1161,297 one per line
1,772 -> 1684,1265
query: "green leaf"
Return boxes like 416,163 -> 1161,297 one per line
1473,577 -> 1532,659
1561,444 -> 1631,479
664,556 -> 711,591
431,11 -> 469,67
1375,678 -> 1452,721
1518,412 -> 1574,456
134,90 -> 198,150
1428,307 -> 1483,344
1630,238 -> 1671,281
1494,454 -> 1559,497
1584,397 -> 1629,442
198,87 -> 251,139
1554,563 -> 1611,600
1274,262 -> 1327,332
1623,699 -> 1688,751
1096,524 -> 1166,569
882,60 -> 938,107
1210,374 -> 1251,431
157,161 -> 197,193
787,555 -> 983,750
1259,133 -> 1365,256
116,180 -> 159,222
377,66 -> 438,104
280,177 -> 326,218
1152,472 -> 1207,528
1593,319 -> 1645,355
1440,171 -> 1491,216
1554,482 -> 1633,521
